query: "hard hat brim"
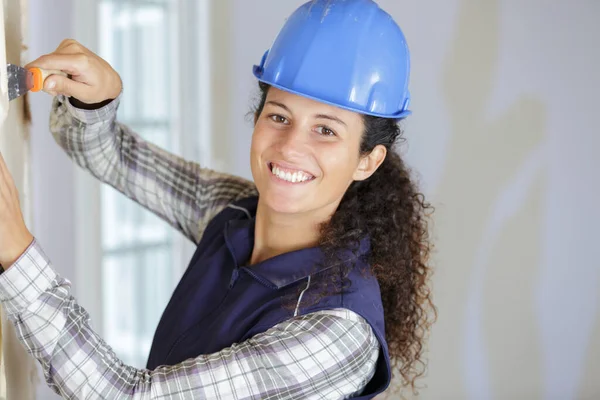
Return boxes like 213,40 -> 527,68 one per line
253,68 -> 412,120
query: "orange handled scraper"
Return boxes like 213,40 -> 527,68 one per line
6,64 -> 67,101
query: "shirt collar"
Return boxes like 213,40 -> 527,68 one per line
224,217 -> 370,289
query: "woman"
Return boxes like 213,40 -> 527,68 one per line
0,0 -> 434,398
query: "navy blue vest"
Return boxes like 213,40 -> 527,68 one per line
147,196 -> 391,399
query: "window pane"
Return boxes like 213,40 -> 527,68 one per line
140,246 -> 173,354
102,252 -> 138,366
101,190 -> 171,251
97,0 -> 178,370
102,245 -> 172,368
99,1 -> 171,122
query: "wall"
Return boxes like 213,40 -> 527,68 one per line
223,1 -> 600,399
27,0 -> 78,399
0,0 -> 39,398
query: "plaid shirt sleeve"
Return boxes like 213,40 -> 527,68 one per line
0,240 -> 380,400
49,94 -> 258,244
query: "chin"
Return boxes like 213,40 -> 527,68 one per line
261,190 -> 307,215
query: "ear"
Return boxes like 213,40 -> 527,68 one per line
352,145 -> 387,181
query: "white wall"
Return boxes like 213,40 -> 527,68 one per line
27,0 -> 77,398
0,0 -> 39,397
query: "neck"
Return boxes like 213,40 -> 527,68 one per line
250,200 -> 334,265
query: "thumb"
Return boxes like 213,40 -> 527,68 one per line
44,75 -> 90,102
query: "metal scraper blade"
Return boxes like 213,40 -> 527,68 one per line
7,63 -> 34,101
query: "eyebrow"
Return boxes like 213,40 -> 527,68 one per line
314,113 -> 347,127
266,101 -> 291,113
265,101 -> 347,127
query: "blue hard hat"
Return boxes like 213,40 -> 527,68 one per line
253,0 -> 411,119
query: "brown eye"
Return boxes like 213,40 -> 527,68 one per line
316,126 -> 336,136
270,114 -> 288,124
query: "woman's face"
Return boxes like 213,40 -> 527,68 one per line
250,87 -> 382,217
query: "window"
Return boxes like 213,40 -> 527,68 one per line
75,0 -> 211,368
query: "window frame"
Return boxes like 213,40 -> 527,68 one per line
73,0 -> 212,366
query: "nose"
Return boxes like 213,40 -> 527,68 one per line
278,125 -> 309,158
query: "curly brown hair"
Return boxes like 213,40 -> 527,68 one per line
253,82 -> 436,395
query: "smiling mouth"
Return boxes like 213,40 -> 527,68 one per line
268,162 -> 316,183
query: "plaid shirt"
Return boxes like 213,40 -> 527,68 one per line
0,95 -> 380,399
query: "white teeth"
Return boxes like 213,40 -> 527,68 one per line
271,163 -> 312,183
